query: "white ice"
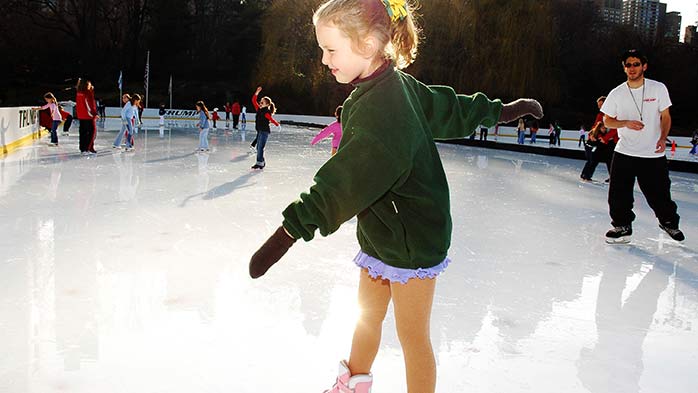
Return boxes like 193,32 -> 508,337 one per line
1,120 -> 697,393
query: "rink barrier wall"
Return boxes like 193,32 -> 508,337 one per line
43,107 -> 697,173
0,107 -> 45,155
282,117 -> 698,174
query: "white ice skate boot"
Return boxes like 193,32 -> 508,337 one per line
323,360 -> 372,393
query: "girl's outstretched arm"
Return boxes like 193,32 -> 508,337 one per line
406,73 -> 542,139
310,122 -> 338,145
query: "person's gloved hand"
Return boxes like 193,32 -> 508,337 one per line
499,99 -> 544,124
249,226 -> 297,278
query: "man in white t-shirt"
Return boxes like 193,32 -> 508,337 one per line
601,49 -> 683,244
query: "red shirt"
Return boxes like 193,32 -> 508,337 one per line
231,102 -> 241,115
594,112 -> 618,144
75,91 -> 96,119
600,128 -> 619,144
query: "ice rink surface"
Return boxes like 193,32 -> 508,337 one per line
1,121 -> 697,393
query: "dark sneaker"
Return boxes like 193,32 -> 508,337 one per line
659,223 -> 685,241
605,225 -> 632,244
251,164 -> 264,170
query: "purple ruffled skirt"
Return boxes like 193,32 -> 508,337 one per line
353,250 -> 450,284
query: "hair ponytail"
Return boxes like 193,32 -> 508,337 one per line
262,96 -> 276,115
387,2 -> 420,69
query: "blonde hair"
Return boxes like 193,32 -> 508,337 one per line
261,96 -> 277,115
313,0 -> 420,69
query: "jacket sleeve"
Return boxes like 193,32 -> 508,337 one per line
310,122 -> 335,145
282,129 -> 408,241
265,113 -> 279,126
409,77 -> 502,139
252,94 -> 260,110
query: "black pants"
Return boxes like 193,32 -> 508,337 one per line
608,152 -> 679,227
479,128 -> 488,141
581,143 -> 614,180
233,114 -> 240,128
78,119 -> 94,152
63,115 -> 73,132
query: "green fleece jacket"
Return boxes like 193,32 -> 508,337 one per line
282,65 -> 502,269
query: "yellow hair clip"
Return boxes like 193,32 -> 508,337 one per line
382,0 -> 408,22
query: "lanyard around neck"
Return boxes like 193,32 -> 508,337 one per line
626,82 -> 644,121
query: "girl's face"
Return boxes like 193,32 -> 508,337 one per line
133,99 -> 141,107
260,98 -> 270,107
315,22 -> 380,84
122,95 -> 129,103
196,105 -> 201,112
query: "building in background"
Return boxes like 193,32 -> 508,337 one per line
597,0 -> 623,24
622,0 -> 664,41
685,25 -> 697,45
662,11 -> 682,42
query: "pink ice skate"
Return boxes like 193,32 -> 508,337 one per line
323,360 -> 372,393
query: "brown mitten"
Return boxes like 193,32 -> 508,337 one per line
499,99 -> 544,123
249,226 -> 297,278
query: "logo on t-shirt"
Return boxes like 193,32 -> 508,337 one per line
643,98 -> 657,102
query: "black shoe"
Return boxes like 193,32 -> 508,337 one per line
605,225 -> 632,244
251,164 -> 264,170
659,223 -> 685,241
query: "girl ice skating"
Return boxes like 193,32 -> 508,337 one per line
32,92 -> 61,146
195,101 -> 211,152
248,1 -> 543,392
250,86 -> 280,169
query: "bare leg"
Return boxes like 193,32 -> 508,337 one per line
391,277 -> 437,393
347,269 -> 391,375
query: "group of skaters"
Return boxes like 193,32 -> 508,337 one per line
35,78 -> 145,155
34,79 -> 344,171
192,86 -> 279,168
514,118 -> 562,145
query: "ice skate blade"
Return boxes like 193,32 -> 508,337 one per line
605,236 -> 631,244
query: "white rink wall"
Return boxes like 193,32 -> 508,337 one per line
0,107 -> 42,153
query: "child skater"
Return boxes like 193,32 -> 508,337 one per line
211,108 -> 220,129
248,1 -> 543,392
113,94 -> 132,149
250,86 -> 280,169
32,92 -> 61,146
311,105 -> 343,155
124,94 -> 141,151
195,101 -> 211,152
690,129 -> 698,156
